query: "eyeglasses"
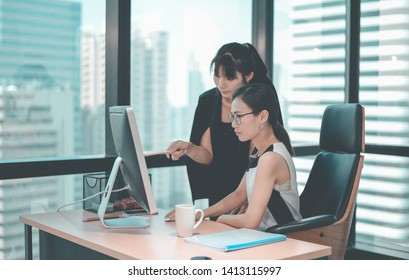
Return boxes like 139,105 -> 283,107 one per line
228,112 -> 254,125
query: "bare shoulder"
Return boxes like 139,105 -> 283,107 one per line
258,150 -> 286,172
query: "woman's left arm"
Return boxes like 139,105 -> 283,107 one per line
217,153 -> 284,229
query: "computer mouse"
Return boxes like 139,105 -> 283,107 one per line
190,256 -> 212,260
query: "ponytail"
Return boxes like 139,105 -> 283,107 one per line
273,121 -> 295,156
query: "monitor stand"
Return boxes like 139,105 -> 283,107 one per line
97,156 -> 150,229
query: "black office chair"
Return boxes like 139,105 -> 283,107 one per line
266,103 -> 365,260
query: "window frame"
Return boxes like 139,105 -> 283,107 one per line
0,0 -> 408,259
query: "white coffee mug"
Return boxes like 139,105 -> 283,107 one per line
175,204 -> 204,237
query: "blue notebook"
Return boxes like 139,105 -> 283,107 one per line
184,228 -> 286,252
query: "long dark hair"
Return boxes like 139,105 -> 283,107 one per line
210,42 -> 271,85
210,42 -> 284,126
233,83 -> 294,156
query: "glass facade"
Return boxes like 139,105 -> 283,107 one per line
130,0 -> 252,209
273,0 -> 347,197
0,0 -> 106,160
273,0 -> 409,259
0,174 -> 83,259
357,0 -> 409,259
0,0 -> 407,260
0,0 -> 105,259
273,0 -> 346,146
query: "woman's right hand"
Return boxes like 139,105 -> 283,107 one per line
164,208 -> 205,222
166,140 -> 192,161
164,208 -> 175,222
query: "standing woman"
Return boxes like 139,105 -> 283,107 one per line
166,42 -> 283,207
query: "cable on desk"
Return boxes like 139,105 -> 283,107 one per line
56,185 -> 131,212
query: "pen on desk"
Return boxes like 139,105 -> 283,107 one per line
82,213 -> 125,222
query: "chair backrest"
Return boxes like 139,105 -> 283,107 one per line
300,104 -> 365,220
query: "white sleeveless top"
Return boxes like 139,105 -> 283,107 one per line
246,142 -> 302,231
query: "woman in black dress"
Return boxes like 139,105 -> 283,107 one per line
166,42 -> 283,209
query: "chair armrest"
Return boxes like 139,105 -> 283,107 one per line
265,214 -> 337,234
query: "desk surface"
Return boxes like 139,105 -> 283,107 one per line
20,209 -> 331,260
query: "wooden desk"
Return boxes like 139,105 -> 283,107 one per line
20,209 -> 331,260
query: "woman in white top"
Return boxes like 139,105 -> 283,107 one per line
197,83 -> 302,230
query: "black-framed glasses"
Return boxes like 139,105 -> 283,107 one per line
228,112 -> 254,125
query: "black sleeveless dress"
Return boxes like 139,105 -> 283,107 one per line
187,88 -> 250,206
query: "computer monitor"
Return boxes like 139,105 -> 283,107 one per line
97,106 -> 157,229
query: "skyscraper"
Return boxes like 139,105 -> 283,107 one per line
0,0 -> 81,259
81,30 -> 106,155
131,30 -> 171,206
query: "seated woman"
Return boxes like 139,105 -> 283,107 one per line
166,83 -> 301,230
204,83 -> 302,230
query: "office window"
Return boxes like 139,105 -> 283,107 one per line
356,0 -> 409,259
274,0 -> 409,259
273,0 -> 347,147
0,0 -> 106,160
130,0 -> 252,208
273,0 -> 347,198
356,154 -> 409,259
0,174 -> 83,260
0,0 -> 105,260
360,0 -> 409,147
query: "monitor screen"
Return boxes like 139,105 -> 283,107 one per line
108,106 -> 157,215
